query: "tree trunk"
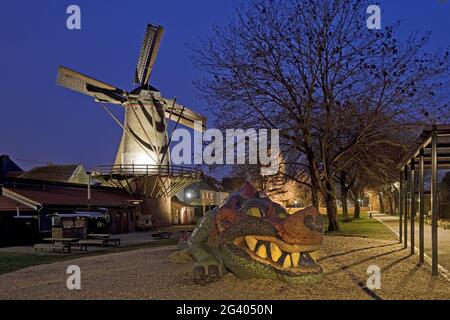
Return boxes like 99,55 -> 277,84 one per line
378,192 -> 385,213
325,182 -> 340,231
353,187 -> 361,219
340,186 -> 349,222
311,185 -> 319,209
388,192 -> 394,215
393,187 -> 399,215
353,196 -> 361,219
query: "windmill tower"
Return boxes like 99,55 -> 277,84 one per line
57,24 -> 205,227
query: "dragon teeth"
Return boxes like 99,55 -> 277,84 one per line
270,243 -> 282,262
240,237 -> 318,269
282,254 -> 292,268
291,252 -> 300,267
245,236 -> 258,251
309,251 -> 319,261
256,243 -> 267,258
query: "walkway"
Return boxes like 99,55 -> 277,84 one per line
374,213 -> 450,275
1,236 -> 450,299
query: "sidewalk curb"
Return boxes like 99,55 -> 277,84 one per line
374,214 -> 450,282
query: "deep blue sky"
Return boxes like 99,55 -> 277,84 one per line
0,0 -> 449,172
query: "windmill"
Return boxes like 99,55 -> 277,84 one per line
57,24 -> 206,227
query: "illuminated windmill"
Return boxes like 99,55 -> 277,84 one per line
57,24 -> 205,227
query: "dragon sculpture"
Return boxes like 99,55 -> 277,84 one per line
188,182 -> 324,284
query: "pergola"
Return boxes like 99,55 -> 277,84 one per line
398,125 -> 450,276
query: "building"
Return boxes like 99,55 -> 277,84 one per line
222,177 -> 247,193
177,176 -> 229,215
16,164 -> 89,184
0,194 -> 37,246
0,155 -> 23,178
171,196 -> 195,225
0,177 -> 141,245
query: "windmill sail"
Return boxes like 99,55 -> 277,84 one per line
134,24 -> 164,86
161,98 -> 207,132
57,66 -> 127,104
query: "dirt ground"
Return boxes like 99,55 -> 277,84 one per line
0,236 -> 449,300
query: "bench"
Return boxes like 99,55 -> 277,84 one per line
151,231 -> 173,239
34,243 -> 71,254
78,239 -> 106,251
105,237 -> 121,247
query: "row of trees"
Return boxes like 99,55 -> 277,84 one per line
193,0 -> 450,231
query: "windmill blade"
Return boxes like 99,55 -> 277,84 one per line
57,66 -> 128,104
162,98 -> 207,132
134,24 -> 164,86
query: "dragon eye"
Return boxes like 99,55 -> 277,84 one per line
305,215 -> 323,232
278,211 -> 288,219
247,207 -> 264,218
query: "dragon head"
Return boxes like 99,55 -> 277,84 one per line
193,181 -> 324,284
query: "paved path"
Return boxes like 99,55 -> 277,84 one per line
374,213 -> 450,275
1,236 -> 450,300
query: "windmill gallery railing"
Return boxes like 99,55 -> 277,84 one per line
90,164 -> 203,198
92,164 -> 203,178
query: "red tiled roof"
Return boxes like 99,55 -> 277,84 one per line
0,195 -> 31,212
3,186 -> 138,208
18,164 -> 82,182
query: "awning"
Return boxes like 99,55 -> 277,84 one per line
48,212 -> 106,219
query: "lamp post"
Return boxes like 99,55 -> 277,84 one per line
87,171 -> 92,212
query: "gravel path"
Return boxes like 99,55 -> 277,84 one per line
0,236 -> 449,300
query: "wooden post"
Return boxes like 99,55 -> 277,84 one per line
404,166 -> 408,249
431,128 -> 438,276
399,170 -> 403,243
87,171 -> 92,212
419,148 -> 425,263
410,159 -> 415,255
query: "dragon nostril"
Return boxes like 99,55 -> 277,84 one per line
304,215 -> 316,231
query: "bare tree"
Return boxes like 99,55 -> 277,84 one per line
193,0 -> 450,231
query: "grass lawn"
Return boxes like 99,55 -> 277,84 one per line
0,238 -> 177,276
324,212 -> 396,240
0,253 -> 69,275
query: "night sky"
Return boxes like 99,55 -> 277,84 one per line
0,0 -> 449,173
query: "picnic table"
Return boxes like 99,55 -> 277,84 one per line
151,231 -> 173,239
36,238 -> 80,254
34,243 -> 71,254
78,234 -> 121,250
44,237 -> 80,244
87,233 -> 112,239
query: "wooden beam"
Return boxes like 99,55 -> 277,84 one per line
419,148 -> 425,263
431,128 -> 438,276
